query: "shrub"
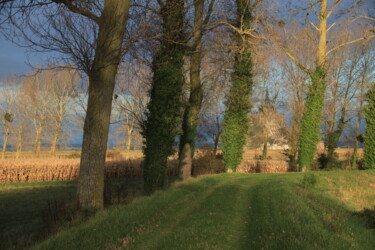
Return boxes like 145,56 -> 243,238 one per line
193,150 -> 225,176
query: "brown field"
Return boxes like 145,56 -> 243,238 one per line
0,148 -> 363,183
0,157 -> 178,183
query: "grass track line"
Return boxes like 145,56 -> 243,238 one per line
128,175 -> 254,249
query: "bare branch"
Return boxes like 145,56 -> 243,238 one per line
52,0 -> 100,24
326,0 -> 342,19
277,40 -> 312,75
203,0 -> 215,26
326,35 -> 375,56
327,22 -> 335,32
310,21 -> 319,31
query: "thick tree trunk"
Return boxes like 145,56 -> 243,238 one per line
178,143 -> 192,180
298,0 -> 328,170
77,0 -> 130,210
178,0 -> 204,180
142,0 -> 186,194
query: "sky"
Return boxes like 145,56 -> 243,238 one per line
0,37 -> 32,78
0,33 -> 57,79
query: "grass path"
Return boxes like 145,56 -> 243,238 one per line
33,172 -> 375,250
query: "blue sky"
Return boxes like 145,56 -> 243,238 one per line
0,34 -> 52,79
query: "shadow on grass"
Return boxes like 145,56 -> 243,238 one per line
354,207 -> 375,229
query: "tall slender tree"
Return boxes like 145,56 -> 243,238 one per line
178,0 -> 215,180
142,0 -> 187,194
221,0 -> 257,172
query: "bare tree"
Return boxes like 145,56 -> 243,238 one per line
0,74 -> 21,158
1,0 -> 132,209
265,0 -> 374,170
113,61 -> 150,151
45,66 -> 80,154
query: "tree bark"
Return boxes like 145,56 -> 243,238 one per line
34,125 -> 44,157
298,0 -> 328,170
178,0 -> 204,180
50,123 -> 62,155
77,0 -> 130,210
1,126 -> 10,159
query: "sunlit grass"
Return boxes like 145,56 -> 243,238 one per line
30,171 -> 374,250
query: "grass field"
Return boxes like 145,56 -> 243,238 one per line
2,170 -> 373,250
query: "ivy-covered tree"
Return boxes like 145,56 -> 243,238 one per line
221,0 -> 254,172
363,83 -> 375,169
142,0 -> 186,194
298,66 -> 326,170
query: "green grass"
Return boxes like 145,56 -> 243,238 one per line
0,181 -> 76,250
25,170 -> 375,250
1,171 -> 374,250
0,178 -> 146,250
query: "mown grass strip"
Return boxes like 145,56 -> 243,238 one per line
25,171 -> 375,250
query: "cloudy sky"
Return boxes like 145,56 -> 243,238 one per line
0,34 -> 51,79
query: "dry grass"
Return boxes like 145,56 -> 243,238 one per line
0,156 -> 179,183
237,160 -> 290,173
0,148 -> 363,183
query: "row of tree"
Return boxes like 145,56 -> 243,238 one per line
1,0 -> 374,210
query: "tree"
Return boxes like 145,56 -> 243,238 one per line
352,43 -> 374,167
178,0 -> 215,180
45,67 -> 80,155
0,74 -> 20,159
23,71 -> 51,156
363,82 -> 375,169
221,0 -> 258,172
1,0 -> 131,209
322,27 -> 370,164
250,89 -> 286,159
142,0 -> 187,194
114,61 -> 150,151
268,0 -> 374,170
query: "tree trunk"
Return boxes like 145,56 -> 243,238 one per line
34,126 -> 43,157
1,126 -> 10,159
142,0 -> 186,194
126,127 -> 133,151
77,0 -> 130,210
50,123 -> 62,155
178,0 -> 204,179
261,137 -> 268,160
178,143 -> 192,180
213,130 -> 221,156
326,108 -> 346,160
16,128 -> 23,159
298,0 -> 328,170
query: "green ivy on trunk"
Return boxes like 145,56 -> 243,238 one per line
363,83 -> 375,169
142,0 -> 186,194
298,66 -> 326,170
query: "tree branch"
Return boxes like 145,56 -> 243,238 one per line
326,0 -> 342,19
203,0 -> 215,26
276,39 -> 312,75
52,0 -> 100,24
326,35 -> 375,56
